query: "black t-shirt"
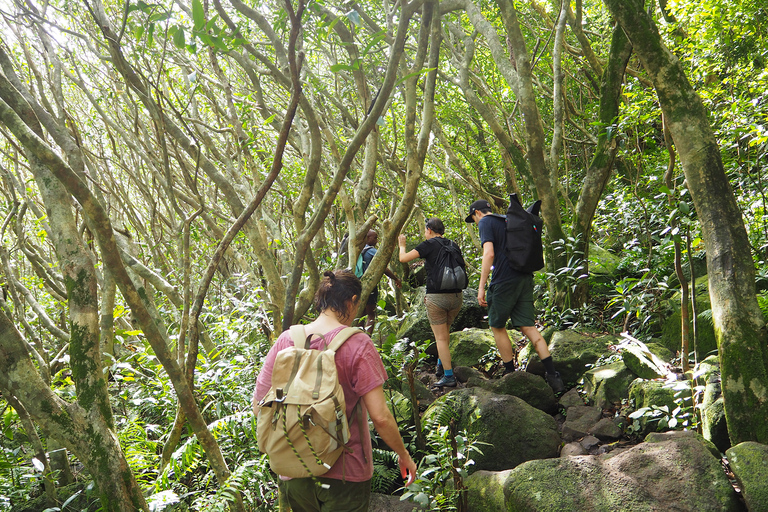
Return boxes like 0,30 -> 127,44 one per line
415,237 -> 463,294
478,214 -> 526,285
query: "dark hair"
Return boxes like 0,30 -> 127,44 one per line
478,208 -> 491,215
425,217 -> 445,235
314,269 -> 362,316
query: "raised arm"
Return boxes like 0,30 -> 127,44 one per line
397,234 -> 421,263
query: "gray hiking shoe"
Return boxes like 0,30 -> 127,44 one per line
435,361 -> 444,378
545,371 -> 565,394
433,374 -> 457,388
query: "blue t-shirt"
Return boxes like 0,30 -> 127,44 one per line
478,214 -> 526,285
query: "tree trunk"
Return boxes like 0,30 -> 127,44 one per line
496,0 -> 567,295
571,24 -> 632,307
0,310 -> 150,511
604,0 -> 768,444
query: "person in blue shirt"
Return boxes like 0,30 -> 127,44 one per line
358,229 -> 401,334
465,199 -> 564,393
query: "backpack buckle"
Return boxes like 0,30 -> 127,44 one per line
275,388 -> 285,403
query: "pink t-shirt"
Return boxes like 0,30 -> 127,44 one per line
253,325 -> 387,482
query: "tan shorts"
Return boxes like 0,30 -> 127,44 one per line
425,292 -> 463,326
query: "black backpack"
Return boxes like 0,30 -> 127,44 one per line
500,194 -> 544,273
428,239 -> 468,291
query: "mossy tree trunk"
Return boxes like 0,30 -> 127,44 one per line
0,61 -> 149,509
0,66 -> 242,511
604,0 -> 768,444
495,0 -> 568,299
571,25 -> 633,307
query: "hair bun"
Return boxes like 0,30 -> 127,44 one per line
324,270 -> 335,281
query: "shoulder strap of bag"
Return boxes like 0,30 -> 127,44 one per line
327,326 -> 363,353
289,325 -> 312,349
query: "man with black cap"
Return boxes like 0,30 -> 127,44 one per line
466,199 -> 565,393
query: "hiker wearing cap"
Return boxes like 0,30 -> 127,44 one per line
254,270 -> 416,511
465,200 -> 565,393
398,218 -> 466,389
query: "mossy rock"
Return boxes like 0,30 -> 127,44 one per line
423,387 -> 560,473
448,328 -> 511,368
466,370 -> 558,414
521,330 -> 618,385
645,341 -> 675,362
582,361 -> 636,409
621,340 -> 671,380
628,378 -> 692,436
467,435 -> 741,511
726,442 -> 768,512
643,430 -> 721,459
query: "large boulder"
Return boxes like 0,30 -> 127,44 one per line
423,387 -> 560,473
520,331 -> 618,385
396,288 -> 486,344
582,360 -> 636,409
466,434 -> 741,511
466,370 -> 558,414
620,338 -> 672,380
726,441 -> 768,512
447,328 -> 501,368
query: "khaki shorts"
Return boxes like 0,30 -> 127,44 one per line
425,292 -> 463,326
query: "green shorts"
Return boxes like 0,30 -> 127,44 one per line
487,274 -> 535,329
282,477 -> 371,512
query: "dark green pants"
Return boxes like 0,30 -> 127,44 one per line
282,477 -> 371,512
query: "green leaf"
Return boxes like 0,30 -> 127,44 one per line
149,11 -> 171,22
192,0 -> 205,31
360,30 -> 386,58
330,63 -> 354,73
173,27 -> 185,48
396,67 -> 437,86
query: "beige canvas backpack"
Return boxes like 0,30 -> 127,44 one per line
256,325 -> 362,478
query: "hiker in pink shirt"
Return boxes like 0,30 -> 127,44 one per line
254,270 -> 416,511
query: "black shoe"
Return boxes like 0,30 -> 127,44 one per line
435,361 -> 444,378
545,371 -> 565,394
432,375 -> 457,388
502,366 -> 516,376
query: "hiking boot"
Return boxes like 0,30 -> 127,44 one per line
435,361 -> 444,378
432,374 -> 457,389
502,366 -> 516,376
545,371 -> 565,394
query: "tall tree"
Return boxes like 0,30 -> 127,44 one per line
604,0 -> 768,444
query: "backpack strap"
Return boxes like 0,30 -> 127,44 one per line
289,325 -> 311,349
326,327 -> 362,353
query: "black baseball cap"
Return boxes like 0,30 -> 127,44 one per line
465,199 -> 491,222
